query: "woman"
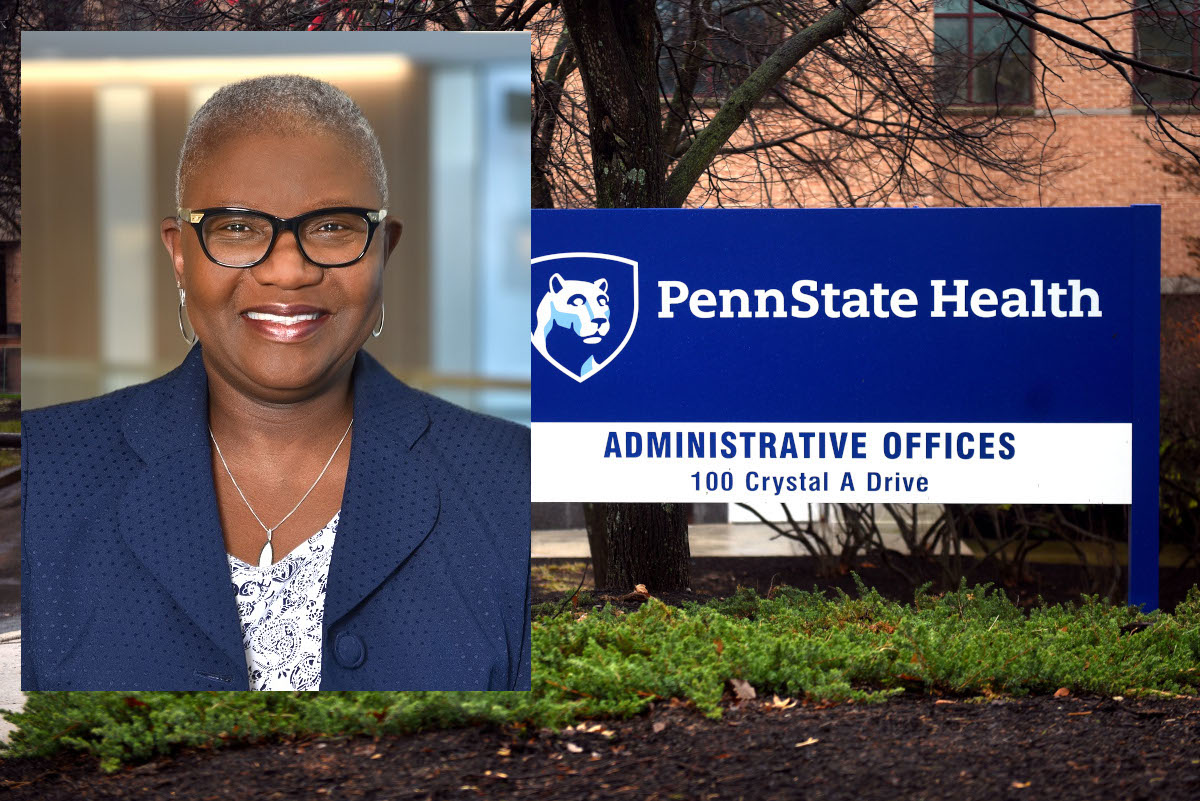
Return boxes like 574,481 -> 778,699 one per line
20,75 -> 531,691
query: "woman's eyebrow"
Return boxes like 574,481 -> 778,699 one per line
303,198 -> 375,209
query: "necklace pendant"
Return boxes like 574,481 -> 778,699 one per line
258,540 -> 274,569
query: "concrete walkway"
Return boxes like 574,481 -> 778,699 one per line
0,475 -> 18,745
0,620 -> 20,743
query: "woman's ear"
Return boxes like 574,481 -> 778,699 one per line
383,218 -> 403,262
161,217 -> 186,288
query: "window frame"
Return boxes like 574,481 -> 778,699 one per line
657,1 -> 786,102
1132,0 -> 1200,109
933,0 -> 1037,108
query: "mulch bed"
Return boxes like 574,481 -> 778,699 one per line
2,695 -> 1198,800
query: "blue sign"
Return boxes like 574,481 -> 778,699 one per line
531,207 -> 1160,610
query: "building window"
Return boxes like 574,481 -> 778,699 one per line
658,1 -> 784,99
1135,0 -> 1200,106
934,0 -> 1034,105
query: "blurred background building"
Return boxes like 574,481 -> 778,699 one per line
20,32 -> 531,423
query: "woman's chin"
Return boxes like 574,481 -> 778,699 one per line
208,346 -> 355,402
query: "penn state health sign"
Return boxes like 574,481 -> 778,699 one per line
531,207 -> 1160,604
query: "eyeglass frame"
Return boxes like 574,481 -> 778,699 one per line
176,206 -> 388,269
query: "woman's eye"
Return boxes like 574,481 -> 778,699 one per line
209,217 -> 262,236
306,216 -> 364,237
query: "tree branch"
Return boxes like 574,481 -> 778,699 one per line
665,0 -> 881,207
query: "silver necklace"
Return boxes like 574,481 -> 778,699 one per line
209,417 -> 354,568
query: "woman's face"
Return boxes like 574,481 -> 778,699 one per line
162,129 -> 402,403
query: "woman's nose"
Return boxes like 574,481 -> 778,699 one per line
249,230 -> 324,288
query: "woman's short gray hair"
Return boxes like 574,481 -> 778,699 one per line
175,74 -> 388,208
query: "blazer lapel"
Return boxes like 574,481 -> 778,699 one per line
117,345 -> 248,682
322,350 -> 441,629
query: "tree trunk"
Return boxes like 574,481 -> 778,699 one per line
559,2 -> 691,592
602,503 -> 691,592
532,33 -> 572,210
560,0 -> 666,208
582,502 -> 610,587
531,72 -> 562,210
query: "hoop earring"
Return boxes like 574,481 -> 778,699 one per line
371,302 -> 385,338
178,286 -> 197,346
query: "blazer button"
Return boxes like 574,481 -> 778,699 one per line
334,632 -> 366,669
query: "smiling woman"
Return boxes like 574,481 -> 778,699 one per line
20,75 -> 532,692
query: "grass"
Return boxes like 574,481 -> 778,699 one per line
0,418 -> 18,468
3,578 -> 1198,772
530,560 -> 592,594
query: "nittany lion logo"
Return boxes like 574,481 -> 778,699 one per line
531,252 -> 638,382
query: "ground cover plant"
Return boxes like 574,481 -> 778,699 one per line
0,398 -> 17,469
3,578 -> 1198,773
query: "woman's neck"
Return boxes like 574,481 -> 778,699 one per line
204,353 -> 355,457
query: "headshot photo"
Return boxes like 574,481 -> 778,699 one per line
19,32 -> 531,691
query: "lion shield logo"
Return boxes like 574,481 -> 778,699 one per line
531,252 -> 639,382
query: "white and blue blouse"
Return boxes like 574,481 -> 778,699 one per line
227,512 -> 339,691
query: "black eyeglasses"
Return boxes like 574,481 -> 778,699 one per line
178,206 -> 387,268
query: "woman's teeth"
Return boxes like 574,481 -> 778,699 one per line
245,311 -> 321,325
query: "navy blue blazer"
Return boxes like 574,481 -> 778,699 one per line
21,345 -> 531,691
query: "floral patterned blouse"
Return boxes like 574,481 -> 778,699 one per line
227,512 -> 339,691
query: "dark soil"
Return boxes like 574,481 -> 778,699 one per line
533,554 -> 1200,614
3,695 -> 1198,800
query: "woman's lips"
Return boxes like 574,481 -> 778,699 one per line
241,308 -> 330,342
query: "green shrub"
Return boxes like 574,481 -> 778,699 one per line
3,579 -> 1197,772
